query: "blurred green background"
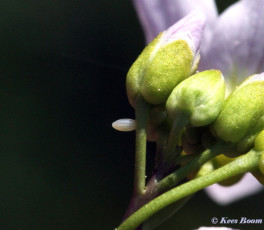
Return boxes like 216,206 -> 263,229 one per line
0,0 -> 263,229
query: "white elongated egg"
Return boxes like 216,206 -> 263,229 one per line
112,119 -> 136,131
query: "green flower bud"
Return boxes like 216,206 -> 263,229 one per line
254,130 -> 264,151
196,161 -> 214,178
212,73 -> 264,152
251,154 -> 264,185
166,70 -> 225,127
259,153 -> 264,176
237,115 -> 264,152
212,155 -> 244,186
249,131 -> 264,184
126,11 -> 206,106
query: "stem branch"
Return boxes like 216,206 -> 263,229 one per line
116,149 -> 262,230
157,141 -> 232,192
164,114 -> 188,162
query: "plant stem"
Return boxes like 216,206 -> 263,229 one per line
116,149 -> 262,230
138,156 -> 212,230
157,141 -> 232,192
164,114 -> 188,162
139,195 -> 192,230
134,96 -> 150,196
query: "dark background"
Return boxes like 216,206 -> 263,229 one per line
0,0 -> 263,229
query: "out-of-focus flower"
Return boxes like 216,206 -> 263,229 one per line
196,227 -> 238,230
133,0 -> 217,46
206,173 -> 262,205
131,0 -> 264,204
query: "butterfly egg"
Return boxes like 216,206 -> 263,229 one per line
112,119 -> 136,131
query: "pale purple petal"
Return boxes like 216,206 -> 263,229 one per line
205,173 -> 264,206
132,0 -> 217,43
162,10 -> 206,55
159,10 -> 206,73
199,0 -> 264,93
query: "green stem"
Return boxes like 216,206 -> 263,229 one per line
134,96 -> 150,196
164,114 -> 188,162
139,157 -> 212,230
116,149 -> 262,230
157,141 -> 232,192
140,195 -> 192,230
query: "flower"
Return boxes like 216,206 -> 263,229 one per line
197,228 -> 236,230
131,0 -> 264,205
132,0 -> 217,46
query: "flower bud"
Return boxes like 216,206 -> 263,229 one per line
166,70 -> 225,127
126,11 -> 206,106
254,130 -> 264,177
251,149 -> 264,185
212,155 -> 244,186
212,73 -> 264,153
259,153 -> 264,176
254,130 -> 264,152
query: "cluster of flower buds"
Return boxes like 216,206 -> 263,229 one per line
113,10 -> 264,188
